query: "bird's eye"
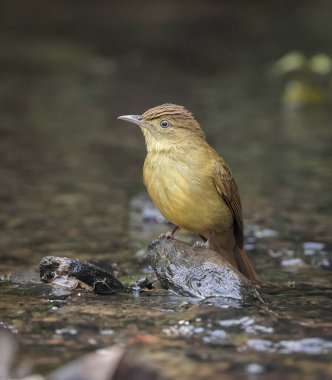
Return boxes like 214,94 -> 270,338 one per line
160,119 -> 170,128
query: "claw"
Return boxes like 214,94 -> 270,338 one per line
159,231 -> 173,239
193,240 -> 211,249
159,226 -> 179,240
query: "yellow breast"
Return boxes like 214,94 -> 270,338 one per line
143,149 -> 233,234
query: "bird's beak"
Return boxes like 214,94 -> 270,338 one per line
117,114 -> 144,127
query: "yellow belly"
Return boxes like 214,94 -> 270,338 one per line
143,154 -> 233,234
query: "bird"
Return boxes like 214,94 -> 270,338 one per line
118,104 -> 258,281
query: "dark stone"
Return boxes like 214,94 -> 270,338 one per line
40,256 -> 124,294
147,239 -> 262,302
129,277 -> 154,293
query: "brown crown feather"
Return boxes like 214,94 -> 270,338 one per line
142,103 -> 195,121
142,103 -> 205,139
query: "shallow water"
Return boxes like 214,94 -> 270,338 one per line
0,2 -> 332,379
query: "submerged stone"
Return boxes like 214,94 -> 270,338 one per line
40,256 -> 124,294
147,239 -> 261,302
129,277 -> 154,293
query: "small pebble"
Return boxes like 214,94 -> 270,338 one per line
55,327 -> 78,335
246,363 -> 265,374
303,241 -> 325,256
281,258 -> 304,267
254,229 -> 278,239
100,329 -> 115,335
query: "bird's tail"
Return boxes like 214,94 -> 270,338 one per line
210,233 -> 258,282
233,246 -> 258,281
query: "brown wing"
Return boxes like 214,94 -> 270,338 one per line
213,159 -> 244,249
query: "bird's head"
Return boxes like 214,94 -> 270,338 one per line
118,103 -> 206,152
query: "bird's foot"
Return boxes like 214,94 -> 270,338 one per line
159,231 -> 174,240
193,240 -> 211,249
159,226 -> 179,240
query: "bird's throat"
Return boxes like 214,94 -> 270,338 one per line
141,128 -> 174,153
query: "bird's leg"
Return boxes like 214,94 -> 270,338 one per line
199,234 -> 207,242
159,225 -> 179,239
193,231 -> 213,248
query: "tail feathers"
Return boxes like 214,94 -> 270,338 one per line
210,234 -> 258,282
234,247 -> 259,282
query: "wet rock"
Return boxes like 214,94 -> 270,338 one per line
147,239 -> 261,302
7,270 -> 40,284
0,328 -> 16,380
129,277 -> 154,293
48,345 -> 164,380
0,329 -> 163,380
40,256 -> 124,294
0,328 -> 43,379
